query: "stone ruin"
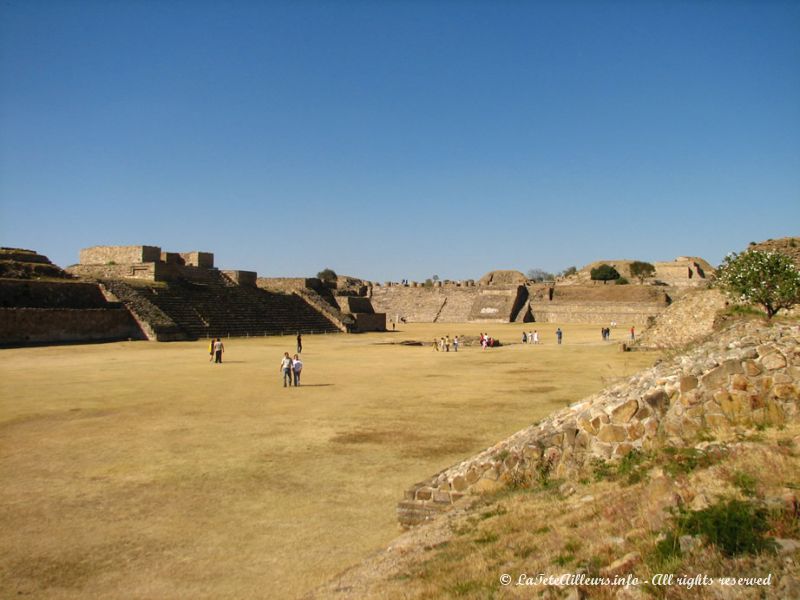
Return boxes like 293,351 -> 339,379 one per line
1,244 -> 388,345
570,257 -> 715,288
398,320 -> 800,527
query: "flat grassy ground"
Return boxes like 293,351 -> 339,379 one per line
0,323 -> 656,599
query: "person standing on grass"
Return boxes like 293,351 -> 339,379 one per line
522,331 -> 527,344
556,328 -> 563,345
292,354 -> 303,386
213,338 -> 224,363
453,335 -> 459,352
445,335 -> 450,352
297,332 -> 303,354
280,352 -> 293,387
208,339 -> 214,361
630,326 -> 635,341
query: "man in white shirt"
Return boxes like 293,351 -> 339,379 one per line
280,352 -> 293,387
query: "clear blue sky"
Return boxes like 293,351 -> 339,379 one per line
1,1 -> 799,281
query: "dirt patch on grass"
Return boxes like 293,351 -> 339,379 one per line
330,428 -> 422,446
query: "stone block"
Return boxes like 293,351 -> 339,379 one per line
597,424 -> 628,443
591,414 -> 610,431
722,358 -> 744,375
731,374 -> 749,391
762,352 -> 787,371
465,468 -> 480,484
416,488 -> 433,501
451,476 -> 468,492
611,399 -> 639,424
701,365 -> 728,390
634,404 -> 652,419
680,375 -> 699,392
644,390 -> 669,413
627,421 -> 645,441
433,490 -> 451,504
743,360 -> 762,377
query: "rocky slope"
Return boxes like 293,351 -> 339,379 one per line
310,318 -> 800,599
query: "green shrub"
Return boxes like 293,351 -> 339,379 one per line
675,499 -> 775,557
732,471 -> 758,497
615,276 -> 630,285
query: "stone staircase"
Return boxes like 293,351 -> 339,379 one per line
105,272 -> 341,339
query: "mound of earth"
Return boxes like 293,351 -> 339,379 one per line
0,248 -> 71,279
478,270 -> 527,286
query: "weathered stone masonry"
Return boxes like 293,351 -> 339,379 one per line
398,321 -> 799,527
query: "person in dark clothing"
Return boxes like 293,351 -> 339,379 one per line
296,333 -> 302,354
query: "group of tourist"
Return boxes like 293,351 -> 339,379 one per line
280,351 -> 303,387
208,338 -> 225,363
433,335 -> 460,352
521,330 -> 540,344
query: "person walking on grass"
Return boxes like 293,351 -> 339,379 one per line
296,332 -> 303,354
556,328 -> 563,345
208,339 -> 214,362
280,352 -> 293,387
292,354 -> 303,386
213,338 -> 224,363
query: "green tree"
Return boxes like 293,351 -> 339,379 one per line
716,250 -> 800,318
560,266 -> 577,278
590,264 -> 620,284
317,268 -> 338,284
629,261 -> 656,284
527,268 -> 555,282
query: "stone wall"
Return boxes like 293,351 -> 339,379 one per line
370,286 -> 480,323
257,278 -> 322,293
467,287 -> 528,322
637,288 -> 728,349
68,263 -> 161,281
529,301 -> 665,325
527,284 -> 669,325
222,270 -> 257,287
179,251 -> 214,268
0,307 -> 145,345
0,280 -> 109,309
336,296 -> 375,314
353,313 -> 386,332
397,320 -> 799,527
80,245 -> 162,265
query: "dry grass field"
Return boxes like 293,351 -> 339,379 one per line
0,323 -> 657,599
